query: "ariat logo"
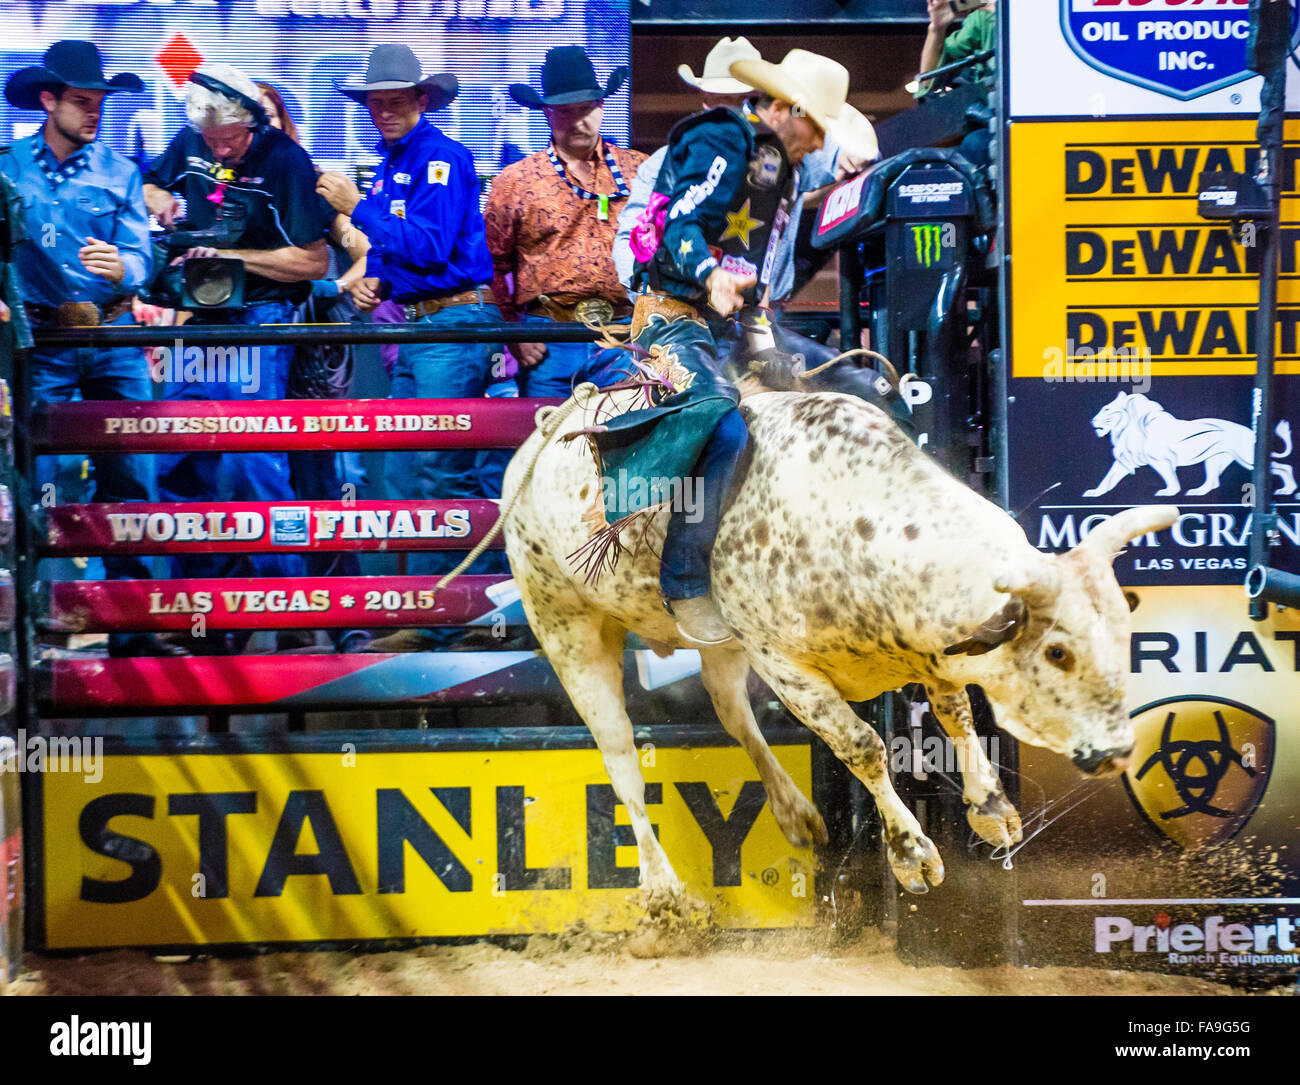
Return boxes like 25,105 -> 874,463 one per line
1122,695 -> 1273,848
910,223 -> 945,268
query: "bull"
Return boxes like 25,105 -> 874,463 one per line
500,369 -> 1179,903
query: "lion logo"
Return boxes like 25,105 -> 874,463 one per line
1083,391 -> 1297,498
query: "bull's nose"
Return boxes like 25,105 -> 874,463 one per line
1072,747 -> 1133,777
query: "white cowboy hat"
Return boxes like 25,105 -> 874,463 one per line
677,37 -> 760,95
729,49 -> 877,164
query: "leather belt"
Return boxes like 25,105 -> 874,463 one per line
528,295 -> 627,325
630,290 -> 705,339
402,286 -> 489,322
26,295 -> 134,327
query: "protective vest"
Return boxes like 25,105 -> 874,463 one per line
636,108 -> 795,307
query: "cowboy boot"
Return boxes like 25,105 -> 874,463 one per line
670,596 -> 734,647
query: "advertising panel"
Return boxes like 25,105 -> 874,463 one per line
31,731 -> 815,949
1003,0 -> 1300,980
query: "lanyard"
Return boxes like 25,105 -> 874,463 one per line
547,143 -> 629,220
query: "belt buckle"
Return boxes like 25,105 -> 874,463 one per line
574,298 -> 615,325
58,301 -> 100,327
403,303 -> 418,322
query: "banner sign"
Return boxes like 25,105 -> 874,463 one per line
30,729 -> 814,949
44,574 -> 518,632
34,399 -> 560,454
1011,0 -> 1300,117
41,500 -> 502,556
1061,0 -> 1299,102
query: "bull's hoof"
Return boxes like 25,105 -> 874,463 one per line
966,790 -> 1023,849
627,885 -> 713,958
771,791 -> 829,849
887,831 -> 945,895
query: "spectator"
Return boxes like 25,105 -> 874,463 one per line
919,0 -> 997,93
1,41 -> 181,658
484,45 -> 646,397
144,62 -> 327,651
317,44 -> 505,653
257,81 -> 373,653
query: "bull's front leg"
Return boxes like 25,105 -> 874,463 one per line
926,687 -> 1023,850
749,654 -> 943,894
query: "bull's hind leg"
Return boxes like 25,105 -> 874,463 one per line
520,594 -> 683,905
700,646 -> 828,848
748,654 -> 944,894
925,686 -> 1022,850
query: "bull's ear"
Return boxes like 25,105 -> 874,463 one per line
944,598 -> 1027,657
1125,591 -> 1140,613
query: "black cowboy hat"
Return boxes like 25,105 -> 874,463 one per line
334,44 -> 458,112
4,40 -> 143,111
508,45 -> 628,109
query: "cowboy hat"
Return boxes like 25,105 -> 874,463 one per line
729,49 -> 877,165
5,40 -> 143,111
508,45 -> 628,109
334,44 -> 459,111
677,37 -> 760,96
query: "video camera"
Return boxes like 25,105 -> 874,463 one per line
141,199 -> 248,310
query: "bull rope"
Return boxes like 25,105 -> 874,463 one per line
422,382 -> 603,596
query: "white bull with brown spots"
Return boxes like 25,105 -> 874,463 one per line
501,382 -> 1179,901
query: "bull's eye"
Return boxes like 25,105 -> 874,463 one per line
1045,644 -> 1074,671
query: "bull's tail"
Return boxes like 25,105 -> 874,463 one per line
1273,419 -> 1293,460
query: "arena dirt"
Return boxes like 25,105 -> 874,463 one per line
6,926 -> 1264,996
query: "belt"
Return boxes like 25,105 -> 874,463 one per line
26,296 -> 134,327
630,290 -> 705,339
402,286 -> 489,322
528,295 -> 629,325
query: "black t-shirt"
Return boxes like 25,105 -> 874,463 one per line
145,126 -> 327,305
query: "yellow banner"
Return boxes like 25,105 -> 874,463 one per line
1010,118 -> 1300,377
40,743 -> 815,948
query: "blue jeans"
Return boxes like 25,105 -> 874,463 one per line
385,301 -> 508,578
515,313 -> 602,398
156,300 -> 304,579
29,311 -> 154,584
660,408 -> 749,601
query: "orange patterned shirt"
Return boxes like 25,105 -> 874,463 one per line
484,141 -> 647,321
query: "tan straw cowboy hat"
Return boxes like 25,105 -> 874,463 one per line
677,37 -> 760,95
729,48 -> 878,164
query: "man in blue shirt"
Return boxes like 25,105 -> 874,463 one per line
1,41 -> 180,658
143,63 -> 326,629
318,44 -> 505,652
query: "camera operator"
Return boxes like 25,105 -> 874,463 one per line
142,63 -> 326,631
0,41 -> 181,658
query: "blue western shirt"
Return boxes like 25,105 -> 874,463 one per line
0,132 -> 153,308
350,117 -> 493,302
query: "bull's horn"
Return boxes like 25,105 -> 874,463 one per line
1080,505 -> 1181,558
993,558 -> 1061,608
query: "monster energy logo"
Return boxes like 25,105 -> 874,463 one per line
910,223 -> 946,268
